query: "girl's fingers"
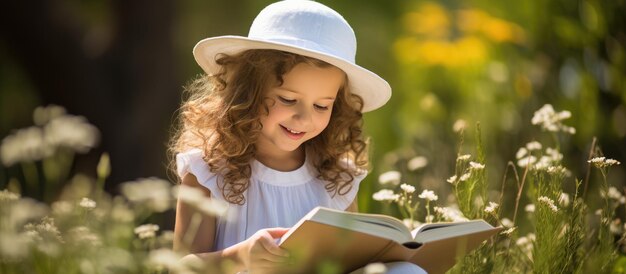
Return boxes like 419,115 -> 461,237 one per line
259,232 -> 290,257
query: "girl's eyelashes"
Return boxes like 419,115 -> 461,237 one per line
314,104 -> 329,111
277,95 -> 331,111
278,96 -> 296,104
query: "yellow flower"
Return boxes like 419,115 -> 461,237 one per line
403,2 -> 450,39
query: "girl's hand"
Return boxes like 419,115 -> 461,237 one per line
239,227 -> 291,273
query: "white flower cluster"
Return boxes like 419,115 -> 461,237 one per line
484,202 -> 499,214
531,104 -> 576,134
588,157 -> 621,168
516,145 -> 567,173
400,183 -> 416,194
121,178 -> 174,213
516,233 -> 535,258
601,187 -> 626,204
558,193 -> 570,207
0,189 -> 20,202
407,156 -> 428,171
134,224 -> 160,239
378,171 -> 401,185
500,227 -> 517,236
68,226 -> 101,247
434,206 -> 468,222
147,248 -> 201,273
469,161 -> 485,170
447,154 -> 484,186
79,197 -> 96,210
372,189 -> 399,202
538,196 -> 558,212
418,190 -> 438,201
1,105 -> 100,166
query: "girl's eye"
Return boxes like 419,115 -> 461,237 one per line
278,96 -> 296,104
314,104 -> 329,111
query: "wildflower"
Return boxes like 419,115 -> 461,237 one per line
484,202 -> 499,214
378,171 -> 401,185
525,141 -> 542,151
531,104 -> 575,134
68,226 -> 101,247
110,200 -> 134,222
501,218 -> 514,228
588,157 -> 621,168
515,147 -> 527,159
79,197 -> 96,210
610,219 -> 623,235
453,119 -> 467,133
0,126 -> 53,166
364,262 -> 387,274
418,190 -> 438,201
32,105 -> 67,125
446,175 -> 457,184
558,193 -> 570,207
545,147 -> 563,162
407,156 -> 428,171
6,198 -> 49,230
547,166 -> 567,176
147,248 -> 185,272
121,177 -> 173,212
525,204 -> 535,213
500,227 -> 517,235
434,206 -> 468,222
459,172 -> 471,182
457,154 -> 471,161
43,115 -> 100,153
595,209 -> 602,216
605,159 -> 621,166
0,189 -> 19,202
23,217 -> 63,256
402,218 -> 421,230
372,189 -> 400,202
51,200 -> 73,216
425,215 -> 435,223
538,196 -> 558,212
0,233 -> 32,260
400,183 -> 416,194
516,236 -> 530,246
134,224 -> 160,239
469,161 -> 485,170
517,155 -> 537,168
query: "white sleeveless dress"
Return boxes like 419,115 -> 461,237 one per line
176,149 -> 427,273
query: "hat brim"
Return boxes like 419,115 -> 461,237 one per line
193,36 -> 391,112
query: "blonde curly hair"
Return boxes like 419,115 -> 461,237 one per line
169,49 -> 369,205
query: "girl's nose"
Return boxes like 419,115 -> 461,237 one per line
292,104 -> 313,127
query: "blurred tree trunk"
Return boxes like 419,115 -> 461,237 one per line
0,0 -> 179,190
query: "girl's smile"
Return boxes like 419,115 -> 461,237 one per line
280,125 -> 306,140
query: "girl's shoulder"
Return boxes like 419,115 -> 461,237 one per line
176,148 -> 223,200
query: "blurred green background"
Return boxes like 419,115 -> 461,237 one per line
1,0 -> 624,218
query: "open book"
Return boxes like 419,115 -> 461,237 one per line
278,207 -> 502,274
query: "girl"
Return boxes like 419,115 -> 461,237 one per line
170,1 -> 426,273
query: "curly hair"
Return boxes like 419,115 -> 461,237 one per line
169,49 -> 369,205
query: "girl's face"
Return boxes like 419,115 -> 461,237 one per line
257,62 -> 344,159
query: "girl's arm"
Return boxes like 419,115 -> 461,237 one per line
174,174 -> 290,273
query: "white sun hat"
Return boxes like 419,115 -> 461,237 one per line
193,0 -> 391,112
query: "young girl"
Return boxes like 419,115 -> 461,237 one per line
170,1 -> 426,273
